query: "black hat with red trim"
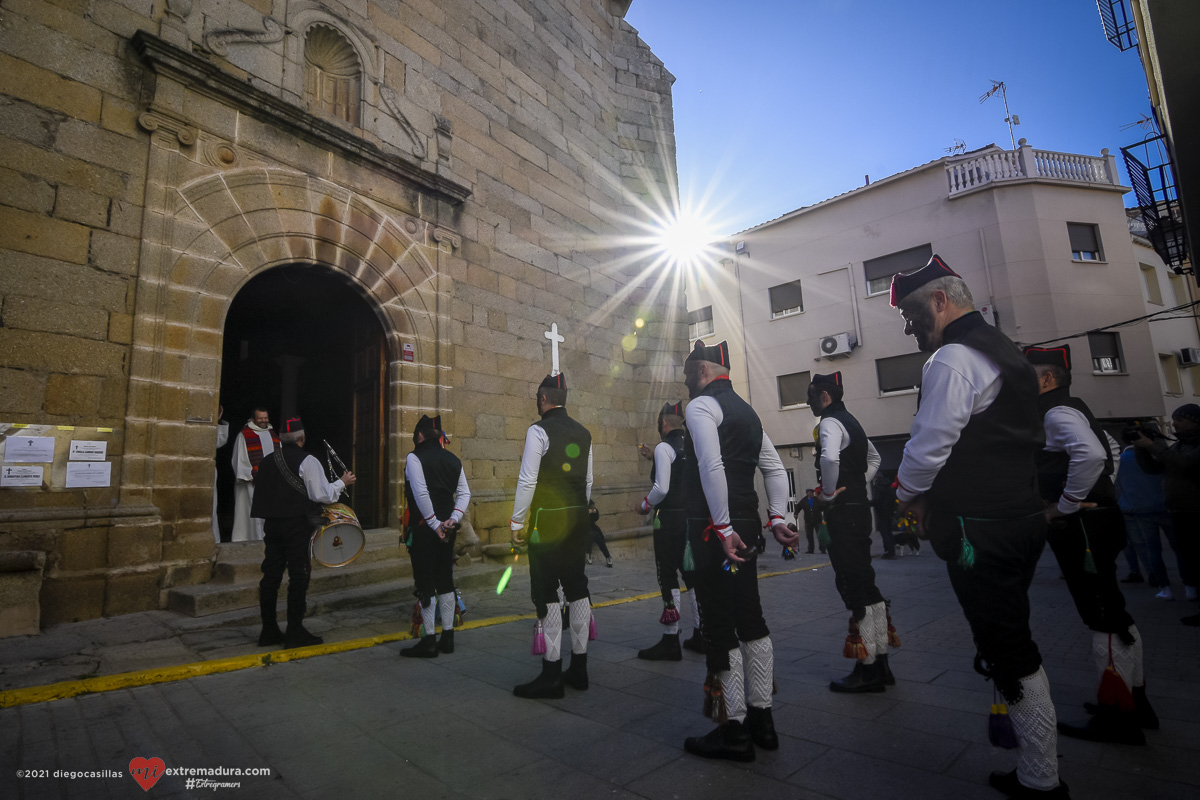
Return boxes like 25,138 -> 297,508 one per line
413,414 -> 443,443
685,339 -> 731,368
1023,344 -> 1071,371
282,416 -> 304,434
889,253 -> 961,307
538,373 -> 567,393
809,371 -> 844,403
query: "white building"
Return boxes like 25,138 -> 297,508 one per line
688,140 -> 1200,495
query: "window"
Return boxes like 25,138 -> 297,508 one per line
1068,222 -> 1103,261
777,371 -> 811,408
1170,272 -> 1188,305
1141,263 -> 1163,305
864,244 -> 933,295
768,281 -> 804,318
875,352 -> 930,393
304,25 -> 362,126
1160,354 -> 1183,394
1088,331 -> 1123,373
687,306 -> 714,339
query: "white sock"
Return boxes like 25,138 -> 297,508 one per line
438,592 -> 455,632
689,590 -> 701,631
543,602 -> 563,662
421,599 -> 436,637
860,605 -> 878,665
744,636 -> 773,709
1008,667 -> 1060,791
568,598 -> 591,655
871,601 -> 889,657
718,647 -> 746,723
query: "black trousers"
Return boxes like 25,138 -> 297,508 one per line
528,509 -> 589,618
1046,506 -> 1134,635
260,516 -> 312,626
653,509 -> 692,603
928,508 -> 1047,699
1169,509 -> 1200,590
803,522 -> 818,551
825,504 -> 885,614
408,524 -> 457,605
688,516 -> 769,673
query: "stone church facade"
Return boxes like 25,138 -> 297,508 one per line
0,0 -> 682,628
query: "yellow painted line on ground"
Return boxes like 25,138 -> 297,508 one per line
0,559 -> 832,709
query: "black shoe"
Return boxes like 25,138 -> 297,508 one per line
877,653 -> 895,686
514,659 -> 564,699
881,553 -> 897,560
829,661 -> 885,694
1120,573 -> 1145,584
563,653 -> 589,690
437,630 -> 455,654
605,557 -> 613,568
988,769 -> 1070,798
1133,686 -> 1159,730
401,634 -> 440,658
1057,712 -> 1146,746
1182,612 -> 1200,627
638,633 -> 683,661
258,625 -> 284,647
805,549 -> 815,554
284,625 -> 324,649
745,706 -> 779,751
682,628 -> 707,654
684,719 -> 755,762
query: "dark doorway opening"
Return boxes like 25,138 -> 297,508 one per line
216,266 -> 388,538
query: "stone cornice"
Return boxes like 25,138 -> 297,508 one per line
130,30 -> 472,207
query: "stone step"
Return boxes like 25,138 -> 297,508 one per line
211,529 -> 405,583
164,562 -> 511,630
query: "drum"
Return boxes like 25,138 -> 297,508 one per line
310,503 -> 365,567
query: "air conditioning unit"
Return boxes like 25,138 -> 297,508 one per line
1180,347 -> 1200,366
819,332 -> 855,358
735,241 -> 747,255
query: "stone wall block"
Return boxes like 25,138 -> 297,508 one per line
0,367 -> 47,415
44,373 -> 102,416
103,569 -> 161,615
107,523 -> 163,569
40,575 -> 105,625
57,527 -> 109,572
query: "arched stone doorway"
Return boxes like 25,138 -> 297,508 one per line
217,265 -> 388,534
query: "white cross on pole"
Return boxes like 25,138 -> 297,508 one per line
544,323 -> 565,376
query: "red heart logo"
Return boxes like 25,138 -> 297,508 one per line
128,757 -> 166,792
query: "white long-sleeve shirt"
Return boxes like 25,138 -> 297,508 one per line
643,440 -> 678,509
510,415 -> 594,531
297,455 -> 345,504
404,452 -> 471,529
896,343 -> 1002,502
685,394 -> 789,536
816,416 -> 882,502
1042,405 -> 1106,515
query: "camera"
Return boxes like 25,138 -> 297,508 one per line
1120,423 -> 1164,444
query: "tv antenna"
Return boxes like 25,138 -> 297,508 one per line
979,80 -> 1019,150
944,138 -> 967,155
1119,113 -> 1155,133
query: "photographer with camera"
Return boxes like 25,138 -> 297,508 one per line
1134,405 -> 1200,625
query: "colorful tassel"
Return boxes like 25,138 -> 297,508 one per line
887,611 -> 902,649
531,620 -> 546,655
455,590 -> 467,627
817,522 -> 831,550
844,615 -> 868,660
702,673 -> 728,724
682,539 -> 695,572
1081,522 -> 1097,574
660,603 -> 681,625
410,601 -> 423,637
702,673 -> 714,718
653,515 -> 662,530
781,546 -> 797,560
956,518 -> 975,570
529,527 -> 541,545
988,703 -> 1020,749
589,613 -> 598,641
1097,634 -> 1134,711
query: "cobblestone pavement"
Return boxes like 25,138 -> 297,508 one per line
2,536 -> 1198,799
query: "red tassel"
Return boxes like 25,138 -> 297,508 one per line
410,601 -> 423,637
660,605 -> 681,625
844,614 -> 868,659
887,611 -> 901,648
531,620 -> 546,655
702,673 -> 714,718
1097,634 -> 1135,712
588,614 -> 598,641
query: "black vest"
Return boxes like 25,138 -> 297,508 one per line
814,401 -> 869,505
251,444 -> 318,519
682,378 -> 763,522
1035,386 -> 1117,507
403,438 -> 464,529
530,407 -> 591,520
653,428 -> 687,512
923,312 -> 1044,518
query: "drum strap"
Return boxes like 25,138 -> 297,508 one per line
272,447 -> 308,498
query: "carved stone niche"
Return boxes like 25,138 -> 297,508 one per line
304,24 -> 362,127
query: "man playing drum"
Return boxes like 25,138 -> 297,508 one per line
252,416 -> 355,649
401,414 -> 471,658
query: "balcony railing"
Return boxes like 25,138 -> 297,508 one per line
946,140 -> 1121,198
1096,0 -> 1138,51
1122,134 -> 1191,272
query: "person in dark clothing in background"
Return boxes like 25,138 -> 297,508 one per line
872,471 -> 898,559
797,489 -> 824,554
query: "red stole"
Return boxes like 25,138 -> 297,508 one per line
241,425 -> 280,476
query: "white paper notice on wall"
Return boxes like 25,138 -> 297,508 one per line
65,461 -> 112,488
69,440 -> 108,461
3,436 -> 56,463
1,465 -> 44,487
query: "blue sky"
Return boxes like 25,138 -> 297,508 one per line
625,0 -> 1153,236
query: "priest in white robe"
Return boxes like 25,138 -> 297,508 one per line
231,407 -> 277,542
212,405 -> 229,543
